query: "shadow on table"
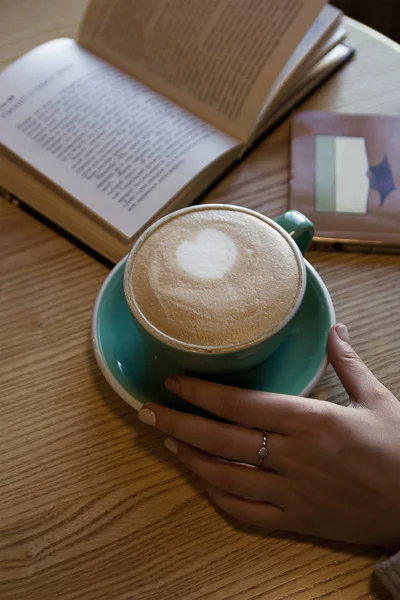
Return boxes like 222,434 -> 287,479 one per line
207,502 -> 392,600
88,340 -> 392,600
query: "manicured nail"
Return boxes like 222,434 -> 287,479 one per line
165,376 -> 180,393
138,407 -> 156,426
164,437 -> 178,454
336,324 -> 350,343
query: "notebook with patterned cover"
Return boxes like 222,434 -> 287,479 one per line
290,111 -> 400,253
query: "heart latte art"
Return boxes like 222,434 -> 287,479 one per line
176,228 -> 238,279
124,206 -> 303,351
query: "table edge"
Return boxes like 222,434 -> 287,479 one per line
345,16 -> 400,53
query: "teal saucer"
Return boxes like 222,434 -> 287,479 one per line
92,257 -> 335,415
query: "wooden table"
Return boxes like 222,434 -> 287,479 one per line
1,3 -> 399,599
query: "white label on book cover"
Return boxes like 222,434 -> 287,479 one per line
315,135 -> 370,214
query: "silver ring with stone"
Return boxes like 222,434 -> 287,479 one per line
257,431 -> 269,467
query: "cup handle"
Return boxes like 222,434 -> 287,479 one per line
276,210 -> 314,255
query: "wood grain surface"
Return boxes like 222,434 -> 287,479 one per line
1,2 -> 399,599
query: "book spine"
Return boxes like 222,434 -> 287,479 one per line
0,186 -> 19,205
0,186 -> 114,267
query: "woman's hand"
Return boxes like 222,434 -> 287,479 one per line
138,324 -> 400,548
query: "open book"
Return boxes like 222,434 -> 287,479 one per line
0,0 -> 353,263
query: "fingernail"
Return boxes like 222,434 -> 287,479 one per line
138,407 -> 156,426
336,324 -> 350,343
164,437 -> 178,454
165,376 -> 180,393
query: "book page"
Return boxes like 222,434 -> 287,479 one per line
251,22 -> 347,141
79,0 -> 327,141
253,44 -> 354,141
0,39 -> 238,238
257,5 -> 342,118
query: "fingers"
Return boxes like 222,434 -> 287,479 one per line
167,441 -> 287,505
139,404 -> 287,471
207,485 -> 286,530
328,324 -> 394,409
164,375 -> 325,433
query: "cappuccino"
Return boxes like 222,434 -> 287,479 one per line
124,206 -> 304,352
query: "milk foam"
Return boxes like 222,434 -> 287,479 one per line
125,207 -> 303,350
176,228 -> 238,279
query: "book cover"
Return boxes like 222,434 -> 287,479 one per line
290,111 -> 400,252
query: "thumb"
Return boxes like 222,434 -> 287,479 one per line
328,324 -> 391,409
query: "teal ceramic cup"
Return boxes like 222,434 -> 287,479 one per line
123,206 -> 314,374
